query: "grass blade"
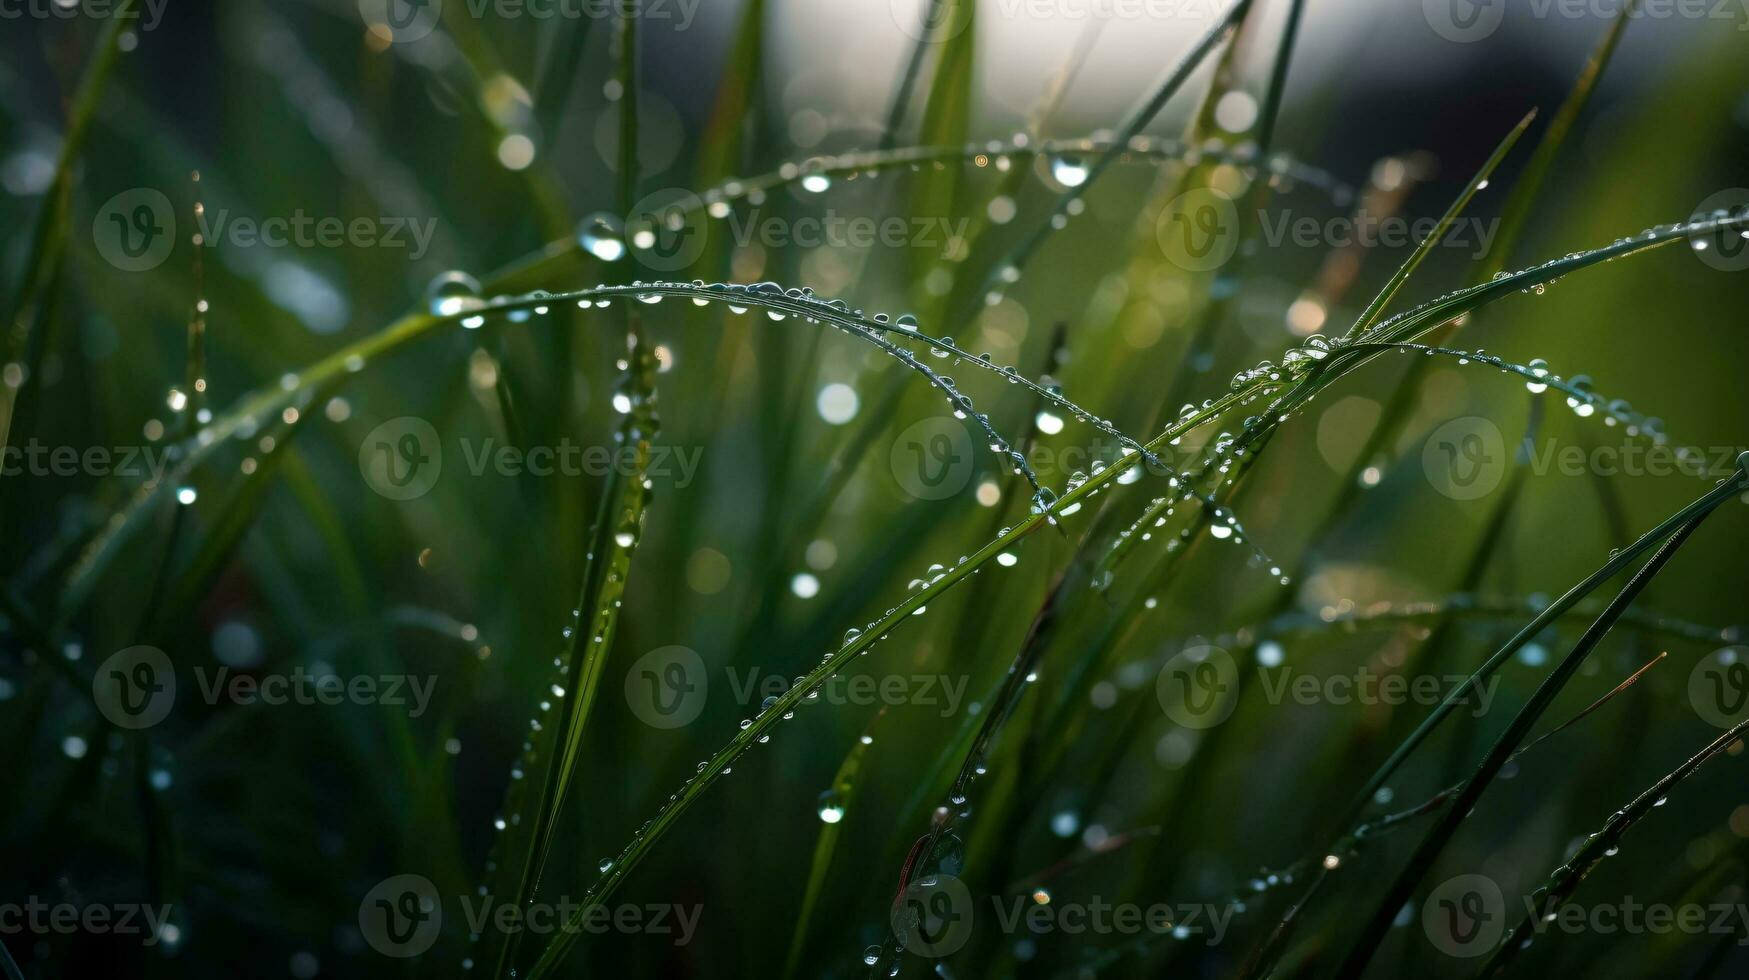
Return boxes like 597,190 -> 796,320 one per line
1340,109 -> 1537,342
1335,488 -> 1730,975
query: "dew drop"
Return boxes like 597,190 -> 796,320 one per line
816,789 -> 846,823
426,270 -> 484,316
577,213 -> 627,262
1050,156 -> 1089,188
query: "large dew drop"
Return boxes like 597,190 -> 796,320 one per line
1050,156 -> 1089,188
577,213 -> 627,262
426,271 -> 484,317
816,788 -> 845,823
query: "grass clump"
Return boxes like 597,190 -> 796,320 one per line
5,2 -> 1749,979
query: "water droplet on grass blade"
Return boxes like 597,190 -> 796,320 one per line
426,271 -> 484,316
577,213 -> 627,261
817,789 -> 845,823
1050,156 -> 1089,187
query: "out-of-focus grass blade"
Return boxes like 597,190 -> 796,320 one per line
147,380 -> 346,638
695,0 -> 766,186
780,713 -> 881,979
0,928 -> 24,980
906,0 -> 977,282
437,7 -> 572,241
881,0 -> 958,149
956,0 -> 1254,321
2,2 -> 132,447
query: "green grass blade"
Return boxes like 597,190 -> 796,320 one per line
694,0 -> 766,186
960,0 -> 1254,317
780,716 -> 879,979
1336,496 -> 1728,976
880,0 -> 959,150
1482,710 -> 1749,978
147,380 -> 345,638
1341,109 -> 1537,342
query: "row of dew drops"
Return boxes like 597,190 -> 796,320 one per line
423,266 -> 1287,566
